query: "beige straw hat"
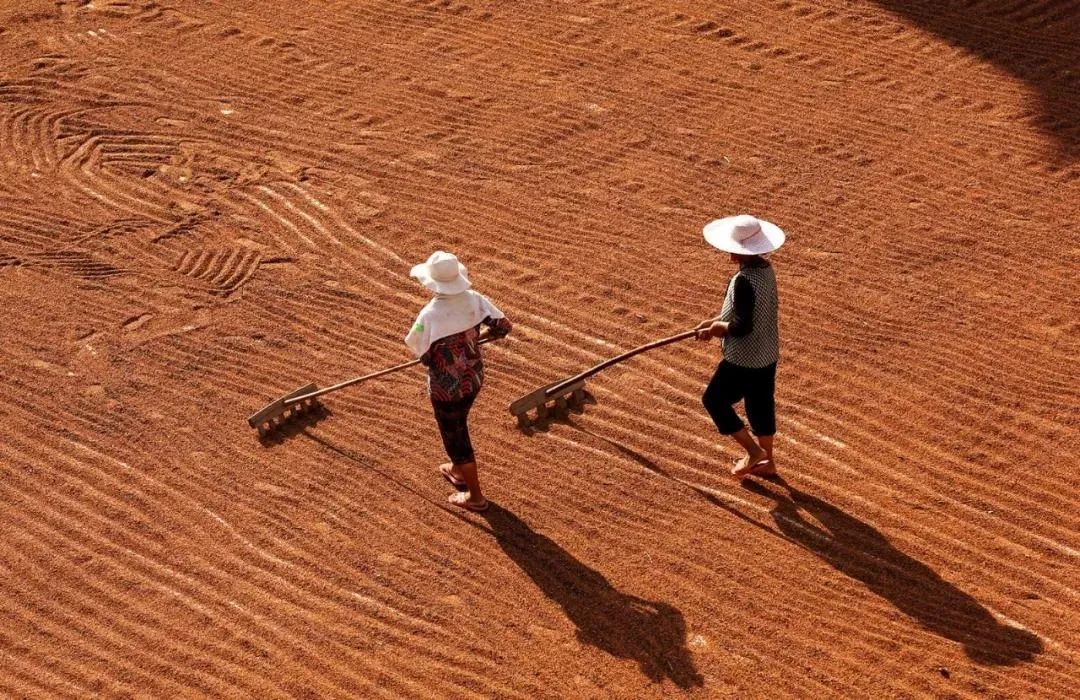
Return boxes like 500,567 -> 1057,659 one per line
410,250 -> 472,295
703,215 -> 786,256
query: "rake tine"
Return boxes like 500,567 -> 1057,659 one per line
508,378 -> 588,428
247,383 -> 319,436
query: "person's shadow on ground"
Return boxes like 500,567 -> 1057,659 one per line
867,0 -> 1079,161
743,476 -> 1043,665
480,504 -> 704,689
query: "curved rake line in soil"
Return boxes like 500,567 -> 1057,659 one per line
2,399 -> 544,698
173,247 -> 264,293
5,106 -> 52,172
0,435 -> 463,699
233,189 -> 318,250
0,520 -> 270,696
257,183 -> 342,246
277,182 -> 405,263
57,134 -> 177,224
215,190 -> 300,255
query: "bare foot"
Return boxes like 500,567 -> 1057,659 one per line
730,447 -> 768,479
448,491 -> 488,512
749,459 -> 777,477
439,463 -> 467,490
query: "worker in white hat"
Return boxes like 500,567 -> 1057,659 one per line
695,215 -> 785,479
405,251 -> 512,512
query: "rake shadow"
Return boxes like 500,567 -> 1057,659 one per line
256,403 -> 333,447
477,503 -> 704,689
513,389 -> 596,435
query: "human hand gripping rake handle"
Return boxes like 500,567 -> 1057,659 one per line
284,336 -> 497,406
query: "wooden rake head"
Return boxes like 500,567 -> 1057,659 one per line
247,383 -> 321,437
508,378 -> 589,429
507,330 -> 699,430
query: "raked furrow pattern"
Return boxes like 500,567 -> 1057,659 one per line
0,0 -> 1077,697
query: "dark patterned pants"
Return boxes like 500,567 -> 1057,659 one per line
431,392 -> 478,465
702,361 -> 777,436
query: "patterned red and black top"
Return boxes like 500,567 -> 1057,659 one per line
420,316 -> 512,402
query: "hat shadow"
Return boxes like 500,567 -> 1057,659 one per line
743,476 -> 1043,665
479,503 -> 704,689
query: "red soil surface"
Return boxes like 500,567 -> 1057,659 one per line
1,0 -> 1078,696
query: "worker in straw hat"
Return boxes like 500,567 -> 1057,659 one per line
695,215 -> 785,479
405,251 -> 512,512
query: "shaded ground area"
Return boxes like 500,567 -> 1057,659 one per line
870,0 -> 1080,162
745,477 -> 1044,666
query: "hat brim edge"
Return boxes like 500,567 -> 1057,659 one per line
703,219 -> 786,255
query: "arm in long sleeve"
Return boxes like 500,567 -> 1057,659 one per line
727,276 -> 755,338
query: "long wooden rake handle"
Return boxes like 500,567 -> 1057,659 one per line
543,329 -> 699,398
284,336 -> 496,406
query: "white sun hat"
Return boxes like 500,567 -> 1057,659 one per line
703,214 -> 786,256
410,250 -> 472,295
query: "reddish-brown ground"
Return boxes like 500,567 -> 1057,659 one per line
1,1 -> 1078,697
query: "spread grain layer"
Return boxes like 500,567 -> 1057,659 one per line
1,0 -> 1077,696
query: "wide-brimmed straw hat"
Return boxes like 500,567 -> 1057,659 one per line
410,250 -> 471,295
703,215 -> 786,256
